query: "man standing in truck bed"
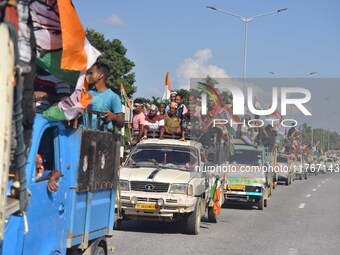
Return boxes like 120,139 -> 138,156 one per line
85,62 -> 124,130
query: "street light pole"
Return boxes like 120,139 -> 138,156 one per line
311,128 -> 314,148
207,6 -> 287,93
243,21 -> 248,94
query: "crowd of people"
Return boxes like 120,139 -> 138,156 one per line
128,90 -> 282,150
32,60 -> 322,166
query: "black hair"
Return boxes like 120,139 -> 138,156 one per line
134,98 -> 144,105
94,62 -> 111,80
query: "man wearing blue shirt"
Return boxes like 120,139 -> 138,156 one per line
85,62 -> 124,130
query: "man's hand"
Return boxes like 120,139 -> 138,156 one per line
47,170 -> 62,192
102,110 -> 115,122
103,111 -> 124,128
131,139 -> 138,146
33,91 -> 48,101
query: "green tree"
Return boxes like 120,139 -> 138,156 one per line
151,96 -> 160,105
86,29 -> 136,97
204,75 -> 232,104
204,75 -> 218,87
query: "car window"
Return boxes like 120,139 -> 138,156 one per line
126,144 -> 199,170
35,126 -> 59,182
229,149 -> 262,166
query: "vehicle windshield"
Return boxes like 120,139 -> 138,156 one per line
126,144 -> 199,171
327,159 -> 333,162
277,156 -> 288,164
229,149 -> 262,166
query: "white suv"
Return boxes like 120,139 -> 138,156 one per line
117,138 -> 221,234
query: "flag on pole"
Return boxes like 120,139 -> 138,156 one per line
255,97 -> 262,110
270,108 -> 286,134
120,83 -> 133,109
31,0 -> 101,121
162,72 -> 171,100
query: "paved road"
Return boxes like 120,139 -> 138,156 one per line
108,172 -> 340,255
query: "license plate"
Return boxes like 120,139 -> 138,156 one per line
229,185 -> 245,191
135,203 -> 159,210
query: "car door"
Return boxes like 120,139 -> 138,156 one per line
23,124 -> 68,255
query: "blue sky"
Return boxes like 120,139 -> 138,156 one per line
73,0 -> 340,132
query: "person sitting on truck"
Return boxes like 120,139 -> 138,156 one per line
131,98 -> 145,146
174,94 -> 188,119
85,62 -> 124,130
143,104 -> 164,139
240,114 -> 253,145
33,66 -> 71,114
188,95 -> 202,120
165,91 -> 177,112
164,102 -> 184,140
158,100 -> 167,115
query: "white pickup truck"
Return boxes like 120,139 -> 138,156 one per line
117,138 -> 223,234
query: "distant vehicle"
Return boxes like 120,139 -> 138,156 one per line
276,155 -> 294,185
294,158 -> 308,180
226,142 -> 273,210
319,161 -> 327,174
326,158 -> 335,171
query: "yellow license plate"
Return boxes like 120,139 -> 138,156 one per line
135,203 -> 159,210
229,185 -> 245,191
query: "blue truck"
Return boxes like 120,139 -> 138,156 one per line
0,20 -> 120,255
1,114 -> 120,255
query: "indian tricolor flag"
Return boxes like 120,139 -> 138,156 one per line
162,72 -> 171,100
120,83 -> 133,109
270,108 -> 284,133
32,0 -> 101,121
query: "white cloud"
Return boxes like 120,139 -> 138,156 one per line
105,15 -> 123,26
176,48 -> 230,89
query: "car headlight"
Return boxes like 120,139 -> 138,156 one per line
119,180 -> 130,191
157,198 -> 164,207
169,183 -> 191,195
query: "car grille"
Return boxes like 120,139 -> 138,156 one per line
130,181 -> 170,192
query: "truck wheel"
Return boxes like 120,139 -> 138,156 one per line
93,246 -> 106,255
264,199 -> 268,208
258,197 -> 264,210
208,207 -> 217,223
186,198 -> 201,235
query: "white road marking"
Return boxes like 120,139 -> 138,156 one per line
306,194 -> 311,198
299,203 -> 305,209
322,181 -> 325,184
317,185 -> 321,187
312,188 -> 317,191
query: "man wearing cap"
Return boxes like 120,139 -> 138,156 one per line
143,104 -> 165,139
131,99 -> 145,146
165,91 -> 177,113
158,100 -> 167,115
164,102 -> 184,140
